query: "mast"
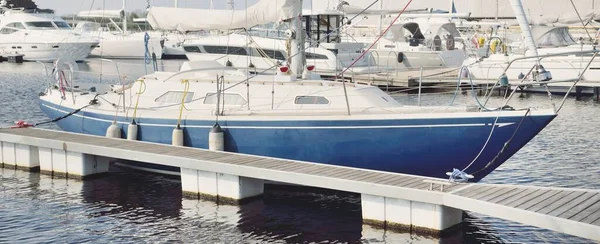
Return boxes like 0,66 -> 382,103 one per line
509,0 -> 538,58
378,0 -> 383,36
174,0 -> 179,8
122,0 -> 127,33
289,0 -> 305,78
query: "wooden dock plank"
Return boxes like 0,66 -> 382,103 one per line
485,187 -> 529,204
470,186 -> 509,201
518,190 -> 561,210
476,187 -> 518,202
547,192 -> 597,217
570,197 -> 600,222
377,174 -> 418,186
264,161 -> 313,172
360,173 -> 399,185
558,193 -> 600,219
524,190 -> 577,212
335,168 -> 375,180
349,171 -> 390,183
536,191 -> 587,215
456,185 -> 493,198
244,159 -> 289,169
398,177 -> 429,188
351,171 -> 399,183
580,207 -> 600,225
377,176 -> 419,188
500,188 -> 542,207
402,178 -> 432,189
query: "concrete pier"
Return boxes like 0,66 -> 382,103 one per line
181,168 -> 264,204
361,194 -> 463,235
37,146 -> 110,179
1,142 -> 39,171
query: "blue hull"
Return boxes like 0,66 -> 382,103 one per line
40,101 -> 555,182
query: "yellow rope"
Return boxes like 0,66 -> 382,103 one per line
131,79 -> 146,120
246,35 -> 279,66
177,79 -> 190,127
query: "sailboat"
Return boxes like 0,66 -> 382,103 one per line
462,0 -> 600,94
38,0 -> 556,182
73,0 -> 163,60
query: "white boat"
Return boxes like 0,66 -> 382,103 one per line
74,5 -> 163,60
182,33 -> 381,78
180,9 -> 383,78
350,18 -> 467,70
36,0 -> 558,183
0,1 -> 98,62
463,10 -> 600,94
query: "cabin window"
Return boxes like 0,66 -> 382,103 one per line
294,96 -> 329,105
183,46 -> 201,53
53,21 -> 71,29
0,28 -> 17,34
305,52 -> 328,60
250,48 -> 285,60
24,22 -> 55,30
6,22 -> 25,29
155,91 -> 195,104
203,45 -> 247,55
203,93 -> 247,105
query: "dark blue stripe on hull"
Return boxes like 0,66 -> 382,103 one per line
40,101 -> 555,182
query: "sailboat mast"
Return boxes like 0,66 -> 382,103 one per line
122,0 -> 127,33
509,0 -> 538,58
289,0 -> 305,78
378,0 -> 383,36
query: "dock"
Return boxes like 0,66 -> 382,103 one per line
1,128 -> 599,241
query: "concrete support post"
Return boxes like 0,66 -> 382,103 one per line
361,194 -> 463,235
1,142 -> 40,171
181,168 -> 264,204
38,147 -> 110,179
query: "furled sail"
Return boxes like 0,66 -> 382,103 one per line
146,0 -> 302,32
529,9 -> 600,26
76,9 -> 125,19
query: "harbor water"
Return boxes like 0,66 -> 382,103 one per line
1,60 -> 599,243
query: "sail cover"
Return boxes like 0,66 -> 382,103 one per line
76,9 -> 125,19
529,9 -> 600,26
147,0 -> 302,32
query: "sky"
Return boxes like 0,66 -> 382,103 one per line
33,0 -> 263,15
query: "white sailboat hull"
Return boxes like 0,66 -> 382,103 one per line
90,35 -> 164,59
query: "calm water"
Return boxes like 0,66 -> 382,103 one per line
0,60 -> 599,243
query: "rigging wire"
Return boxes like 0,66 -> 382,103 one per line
152,0 -> 386,110
569,0 -> 595,45
337,0 -> 413,78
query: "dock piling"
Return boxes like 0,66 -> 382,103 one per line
361,194 -> 463,234
1,142 -> 40,171
38,147 -> 110,179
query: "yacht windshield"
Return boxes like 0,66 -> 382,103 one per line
24,22 -> 56,30
53,21 -> 71,29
